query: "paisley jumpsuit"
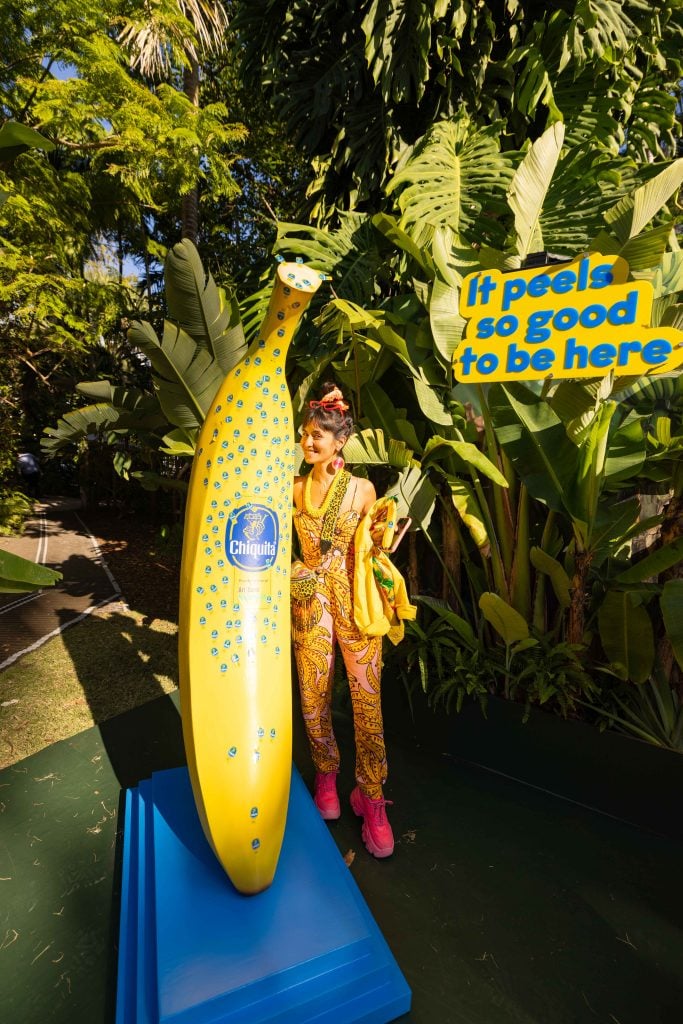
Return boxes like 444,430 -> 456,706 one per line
293,474 -> 387,799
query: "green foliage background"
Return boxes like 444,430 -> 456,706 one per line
2,0 -> 682,744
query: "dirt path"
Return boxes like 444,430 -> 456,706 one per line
0,498 -> 124,670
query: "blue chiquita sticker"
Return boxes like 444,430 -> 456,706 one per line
225,503 -> 279,572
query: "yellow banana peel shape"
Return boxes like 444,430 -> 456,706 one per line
179,261 -> 323,894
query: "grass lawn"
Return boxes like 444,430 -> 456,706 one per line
0,606 -> 178,769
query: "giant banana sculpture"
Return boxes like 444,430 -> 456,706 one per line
179,261 -> 323,894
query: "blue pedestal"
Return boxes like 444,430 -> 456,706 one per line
115,766 -> 411,1024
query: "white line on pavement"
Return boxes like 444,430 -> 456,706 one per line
0,590 -> 43,617
0,512 -> 48,617
34,511 -> 48,565
0,595 -> 121,672
74,512 -> 123,598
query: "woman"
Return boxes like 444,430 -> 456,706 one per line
292,383 -> 394,858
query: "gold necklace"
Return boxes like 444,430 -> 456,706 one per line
302,470 -> 351,553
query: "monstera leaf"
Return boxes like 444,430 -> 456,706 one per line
386,117 -> 514,248
273,214 -> 382,306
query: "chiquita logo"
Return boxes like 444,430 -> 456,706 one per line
225,504 -> 279,572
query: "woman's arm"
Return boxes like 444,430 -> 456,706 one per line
357,478 -> 377,517
293,476 -> 304,511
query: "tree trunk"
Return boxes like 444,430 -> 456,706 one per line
441,498 -> 460,609
655,492 -> 683,699
181,59 -> 200,245
568,550 -> 592,645
407,532 -> 420,598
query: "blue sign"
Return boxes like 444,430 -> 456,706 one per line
225,504 -> 279,572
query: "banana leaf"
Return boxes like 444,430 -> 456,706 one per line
386,464 -> 437,529
598,590 -> 655,683
450,479 -> 489,551
619,222 -> 675,272
422,436 -> 508,487
164,239 -> 247,374
429,278 -> 466,364
0,548 -> 62,592
342,428 -> 414,468
661,580 -> 683,672
431,226 -> 482,284
602,158 -> 683,243
413,378 -> 452,425
590,496 -> 641,566
371,213 -> 433,275
603,414 -> 646,486
489,382 -> 578,516
0,120 -> 55,162
479,592 -> 530,645
414,595 -> 477,650
616,536 -> 683,583
160,428 -> 198,456
130,471 -> 189,492
129,320 -> 223,429
360,383 -> 423,453
42,384 -> 170,456
508,122 -> 565,260
530,546 -> 571,608
571,400 -> 616,534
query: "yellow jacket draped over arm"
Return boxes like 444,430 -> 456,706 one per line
353,497 -> 417,645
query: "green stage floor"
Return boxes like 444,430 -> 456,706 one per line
1,692 -> 682,1024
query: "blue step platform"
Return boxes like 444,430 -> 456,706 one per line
115,766 -> 411,1024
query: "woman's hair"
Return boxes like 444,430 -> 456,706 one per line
301,381 -> 354,441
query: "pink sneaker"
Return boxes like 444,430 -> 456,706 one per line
350,786 -> 394,858
314,772 -> 340,820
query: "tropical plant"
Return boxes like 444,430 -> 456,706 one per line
41,239 -> 247,493
580,668 -> 683,753
234,0 -> 683,216
270,116 -> 683,730
1,1 -> 308,486
0,489 -> 32,536
390,596 -> 495,717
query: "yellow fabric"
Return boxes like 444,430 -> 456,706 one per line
353,497 -> 417,645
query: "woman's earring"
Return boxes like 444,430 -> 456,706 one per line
332,454 -> 345,471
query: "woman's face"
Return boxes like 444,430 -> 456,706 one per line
300,420 -> 341,465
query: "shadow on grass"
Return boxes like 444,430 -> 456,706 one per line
54,562 -> 185,789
